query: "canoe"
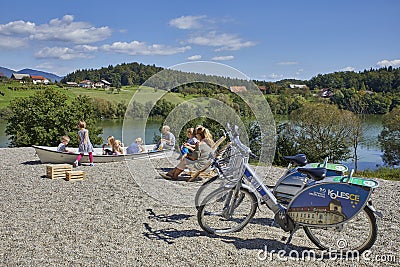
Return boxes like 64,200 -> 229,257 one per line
32,145 -> 166,164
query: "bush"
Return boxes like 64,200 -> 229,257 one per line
6,88 -> 103,147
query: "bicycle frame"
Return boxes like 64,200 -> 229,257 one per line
241,163 -> 283,214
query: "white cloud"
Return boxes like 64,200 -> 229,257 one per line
187,55 -> 202,60
187,31 -> 255,51
295,68 -> 304,76
212,55 -> 234,61
340,66 -> 355,72
0,20 -> 36,35
376,59 -> 400,67
0,15 -> 111,44
169,15 -> 206,30
35,46 -> 96,60
0,36 -> 27,49
278,61 -> 298,65
102,41 -> 191,55
268,73 -> 284,80
32,15 -> 111,44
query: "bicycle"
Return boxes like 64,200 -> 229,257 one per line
194,150 -> 349,210
197,124 -> 382,253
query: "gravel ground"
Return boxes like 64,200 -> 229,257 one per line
1,147 -> 399,266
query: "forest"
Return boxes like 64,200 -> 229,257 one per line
60,62 -> 400,116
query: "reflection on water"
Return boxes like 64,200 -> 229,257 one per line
98,119 -> 162,146
343,115 -> 384,170
359,114 -> 383,150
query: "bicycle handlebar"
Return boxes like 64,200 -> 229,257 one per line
225,123 -> 253,156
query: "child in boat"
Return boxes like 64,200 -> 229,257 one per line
73,120 -> 94,167
57,135 -> 70,152
126,137 -> 145,154
102,135 -> 115,155
113,139 -> 124,155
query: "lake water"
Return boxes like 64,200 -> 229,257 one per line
0,116 -> 385,170
345,115 -> 384,170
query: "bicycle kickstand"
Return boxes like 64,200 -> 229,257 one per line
282,225 -> 299,251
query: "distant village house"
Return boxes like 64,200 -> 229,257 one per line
11,73 -> 30,82
258,85 -> 267,93
78,80 -> 93,88
66,82 -> 78,87
229,86 -> 247,93
11,73 -> 50,84
289,84 -> 308,89
318,88 -> 334,98
94,79 -> 111,88
31,75 -> 49,85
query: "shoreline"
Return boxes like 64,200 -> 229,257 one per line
1,147 -> 399,266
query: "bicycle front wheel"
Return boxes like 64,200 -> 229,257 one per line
303,206 -> 377,253
195,176 -> 219,210
197,186 -> 257,234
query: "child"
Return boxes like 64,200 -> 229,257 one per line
57,136 -> 70,152
113,140 -> 124,155
126,137 -> 145,154
178,128 -> 199,160
154,125 -> 176,151
102,135 -> 115,155
73,120 -> 94,167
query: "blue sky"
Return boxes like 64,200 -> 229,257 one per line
0,0 -> 399,81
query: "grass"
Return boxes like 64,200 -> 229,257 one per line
64,86 -> 137,104
0,82 -> 43,109
355,167 -> 400,181
0,83 -> 192,109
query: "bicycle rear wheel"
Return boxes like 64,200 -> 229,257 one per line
303,206 -> 377,253
197,186 -> 257,234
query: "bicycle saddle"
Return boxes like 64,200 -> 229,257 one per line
297,167 -> 326,181
283,154 -> 308,166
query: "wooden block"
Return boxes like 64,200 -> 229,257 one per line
66,171 -> 86,181
46,164 -> 72,179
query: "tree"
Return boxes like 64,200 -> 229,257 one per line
276,103 -> 360,163
379,107 -> 400,166
350,116 -> 363,172
6,88 -> 102,147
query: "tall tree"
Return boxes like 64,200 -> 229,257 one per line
379,107 -> 400,166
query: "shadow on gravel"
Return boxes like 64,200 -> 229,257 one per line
143,223 -> 203,244
215,234 -> 311,252
146,208 -> 193,223
21,160 -> 42,165
142,222 -> 313,254
248,217 -> 280,228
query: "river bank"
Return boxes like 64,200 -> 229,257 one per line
1,147 -> 399,266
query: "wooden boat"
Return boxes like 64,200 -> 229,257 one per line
32,145 -> 166,164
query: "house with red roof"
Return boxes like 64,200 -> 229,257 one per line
31,75 -> 50,85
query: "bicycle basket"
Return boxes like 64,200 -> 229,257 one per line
216,146 -> 248,186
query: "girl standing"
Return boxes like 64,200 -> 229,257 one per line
73,120 -> 94,167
